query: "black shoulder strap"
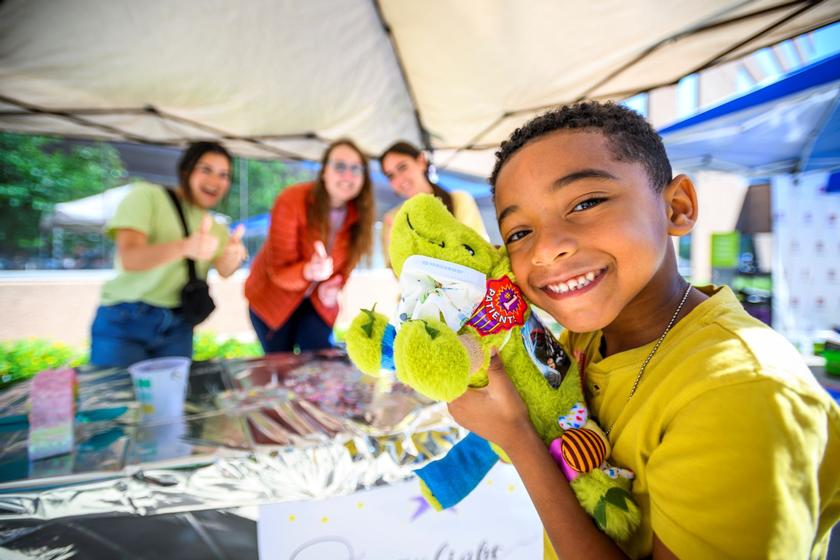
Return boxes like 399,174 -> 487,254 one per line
163,187 -> 198,281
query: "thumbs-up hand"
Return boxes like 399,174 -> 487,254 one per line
220,223 -> 248,265
183,214 -> 220,261
314,240 -> 329,261
303,241 -> 333,282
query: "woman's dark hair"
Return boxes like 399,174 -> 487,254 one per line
177,141 -> 233,202
380,141 -> 454,214
308,139 -> 375,269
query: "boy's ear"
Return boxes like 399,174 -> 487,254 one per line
663,174 -> 698,236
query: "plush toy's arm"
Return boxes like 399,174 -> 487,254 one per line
393,318 -> 474,401
345,307 -> 393,375
415,432 -> 499,510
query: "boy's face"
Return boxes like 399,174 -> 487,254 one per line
494,131 -> 674,333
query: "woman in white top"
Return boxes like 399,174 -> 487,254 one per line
379,141 -> 488,266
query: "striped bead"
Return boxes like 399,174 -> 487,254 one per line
560,428 -> 607,473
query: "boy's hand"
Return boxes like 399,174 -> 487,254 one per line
447,350 -> 532,452
183,214 -> 219,261
303,241 -> 334,281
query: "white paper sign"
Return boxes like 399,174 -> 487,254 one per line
258,463 -> 543,560
397,255 -> 487,333
772,172 -> 840,339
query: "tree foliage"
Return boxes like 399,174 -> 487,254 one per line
0,133 -> 126,255
218,158 -> 315,220
0,132 -> 315,265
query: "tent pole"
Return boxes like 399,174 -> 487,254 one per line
0,94 -> 148,144
502,1 -> 831,118
439,114 -> 507,171
674,1 -> 826,81
52,227 -> 63,263
239,158 -> 248,223
0,94 -> 315,163
796,88 -> 840,173
571,0 -> 817,102
144,105 -> 310,161
436,1 -> 830,171
370,0 -> 431,152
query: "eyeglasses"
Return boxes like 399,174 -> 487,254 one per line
327,160 -> 364,177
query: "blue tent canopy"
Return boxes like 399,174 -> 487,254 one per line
660,53 -> 840,176
231,213 -> 271,240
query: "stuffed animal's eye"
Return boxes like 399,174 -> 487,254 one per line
463,244 -> 475,256
438,241 -> 445,248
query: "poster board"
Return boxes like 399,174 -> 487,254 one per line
771,171 -> 840,342
258,463 -> 543,559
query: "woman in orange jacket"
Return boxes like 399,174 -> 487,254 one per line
244,139 -> 375,352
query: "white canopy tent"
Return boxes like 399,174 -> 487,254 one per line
39,183 -> 232,234
39,184 -> 135,233
1,1 -> 839,177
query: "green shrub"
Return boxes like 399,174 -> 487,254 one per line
0,339 -> 88,389
192,332 -> 263,361
0,334 -> 263,389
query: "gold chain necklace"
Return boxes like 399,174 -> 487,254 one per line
603,283 -> 693,437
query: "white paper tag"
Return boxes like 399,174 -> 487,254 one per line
396,255 -> 487,333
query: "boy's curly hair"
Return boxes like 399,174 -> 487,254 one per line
490,101 -> 672,192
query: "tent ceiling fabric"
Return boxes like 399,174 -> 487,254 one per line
1,0 -> 838,178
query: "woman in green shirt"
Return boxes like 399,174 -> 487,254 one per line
90,142 -> 247,367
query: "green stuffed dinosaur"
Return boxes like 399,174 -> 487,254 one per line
345,193 -> 640,541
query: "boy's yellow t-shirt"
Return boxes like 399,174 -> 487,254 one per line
100,182 -> 228,308
546,285 -> 840,559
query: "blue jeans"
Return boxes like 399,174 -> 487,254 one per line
249,299 -> 333,354
90,302 -> 193,368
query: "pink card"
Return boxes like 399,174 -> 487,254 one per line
28,367 -> 77,461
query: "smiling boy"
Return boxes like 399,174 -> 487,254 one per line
449,102 -> 840,559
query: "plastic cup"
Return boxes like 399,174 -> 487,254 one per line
135,420 -> 190,463
128,357 -> 191,420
